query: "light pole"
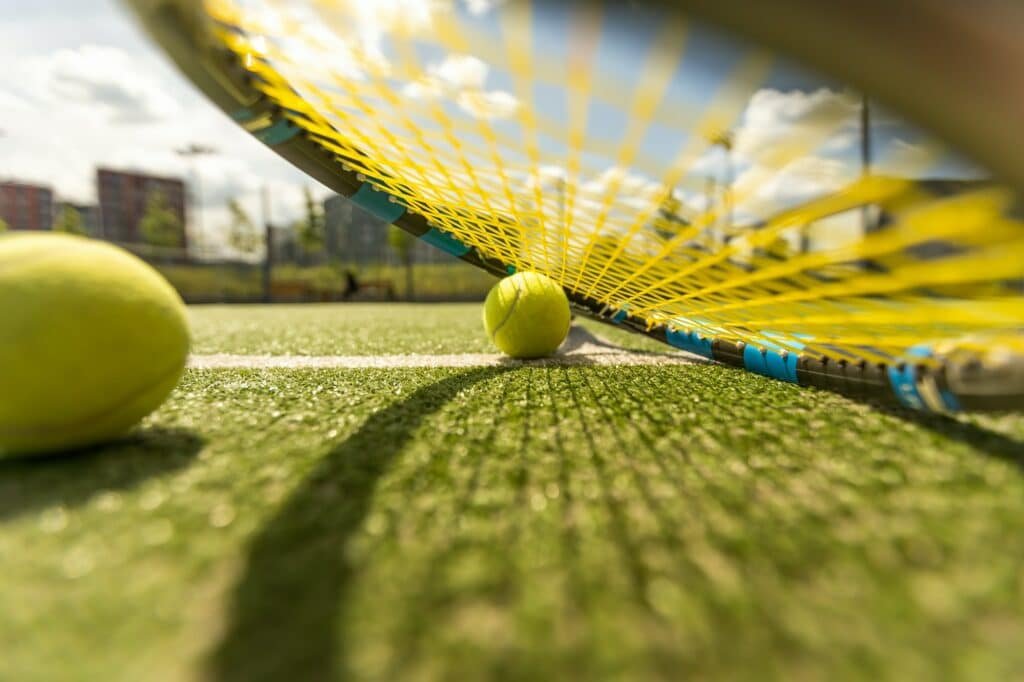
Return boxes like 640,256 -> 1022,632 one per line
708,129 -> 734,245
860,94 -> 875,233
860,93 -> 872,176
176,143 -> 217,257
261,185 -> 273,303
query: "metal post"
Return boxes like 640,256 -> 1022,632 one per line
861,93 -> 872,176
175,144 -> 217,258
191,165 -> 204,253
723,144 -> 733,241
704,174 -> 716,247
860,93 -> 874,233
261,185 -> 273,303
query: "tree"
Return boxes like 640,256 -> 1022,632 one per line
388,224 -> 415,300
53,205 -> 86,236
0,217 -> 7,233
140,191 -> 184,248
295,186 -> 325,256
227,198 -> 261,255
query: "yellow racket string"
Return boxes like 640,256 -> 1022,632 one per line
205,0 -> 1023,367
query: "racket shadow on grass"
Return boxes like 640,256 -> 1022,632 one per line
0,427 -> 203,521
864,404 -> 1024,471
210,365 -> 514,682
495,325 -> 698,368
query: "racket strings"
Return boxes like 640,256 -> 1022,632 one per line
209,0 -> 1024,366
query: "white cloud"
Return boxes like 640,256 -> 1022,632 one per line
432,54 -> 489,89
456,89 -> 519,119
27,45 -> 181,124
671,88 -> 864,220
463,0 -> 504,15
670,88 -> 861,216
0,87 -> 31,112
4,1 -> 974,263
501,164 -> 674,243
820,130 -> 858,155
733,88 -> 860,166
746,155 -> 855,209
348,0 -> 437,34
580,166 -> 662,201
0,2 -> 331,256
404,53 -> 520,119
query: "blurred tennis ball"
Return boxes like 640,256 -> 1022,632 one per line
0,233 -> 190,456
483,271 -> 571,358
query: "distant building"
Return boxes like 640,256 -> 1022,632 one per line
0,181 -> 54,231
56,201 -> 102,236
97,168 -> 187,247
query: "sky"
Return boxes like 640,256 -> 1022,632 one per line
0,0 -> 983,256
0,0 -> 321,253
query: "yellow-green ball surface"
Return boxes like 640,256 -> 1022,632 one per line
483,271 -> 571,358
0,233 -> 190,456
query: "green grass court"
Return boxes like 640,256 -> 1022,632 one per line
3,303 -> 1023,681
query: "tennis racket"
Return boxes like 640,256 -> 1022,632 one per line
125,0 -> 1024,412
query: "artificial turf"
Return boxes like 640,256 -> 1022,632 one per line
2,303 -> 1023,681
189,302 -> 669,357
189,303 -> 495,355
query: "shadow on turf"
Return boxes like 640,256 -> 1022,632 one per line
210,366 -> 513,682
492,326 -> 692,369
870,404 -> 1024,470
0,427 -> 203,520
560,325 -> 617,354
654,358 -> 1024,470
559,325 -> 691,359
208,358 -> 1023,681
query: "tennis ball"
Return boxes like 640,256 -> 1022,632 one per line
483,271 -> 571,358
0,233 -> 190,457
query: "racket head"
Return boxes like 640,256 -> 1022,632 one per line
125,0 -> 1024,411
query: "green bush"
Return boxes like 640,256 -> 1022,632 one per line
153,261 -> 496,302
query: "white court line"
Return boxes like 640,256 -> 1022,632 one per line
188,350 -> 699,369
188,328 -> 706,369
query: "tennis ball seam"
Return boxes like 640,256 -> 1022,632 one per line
0,358 -> 186,441
487,278 -> 523,342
